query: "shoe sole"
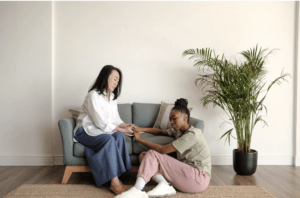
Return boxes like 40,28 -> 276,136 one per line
148,191 -> 176,198
132,194 -> 148,198
115,192 -> 148,198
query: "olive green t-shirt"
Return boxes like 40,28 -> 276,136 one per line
167,126 -> 211,178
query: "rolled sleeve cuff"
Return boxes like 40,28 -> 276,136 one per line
172,141 -> 185,154
104,123 -> 117,133
116,119 -> 124,127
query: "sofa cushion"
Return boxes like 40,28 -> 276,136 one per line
132,103 -> 160,127
189,117 -> 205,132
132,133 -> 175,154
74,135 -> 133,156
118,103 -> 132,124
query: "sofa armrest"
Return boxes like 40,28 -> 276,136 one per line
189,117 -> 205,132
58,117 -> 76,165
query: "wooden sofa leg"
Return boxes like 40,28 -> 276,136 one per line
62,166 -> 72,184
61,165 -> 138,184
62,166 -> 91,184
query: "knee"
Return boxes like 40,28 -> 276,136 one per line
147,149 -> 158,155
139,151 -> 148,163
114,131 -> 125,138
113,132 -> 125,141
145,149 -> 160,158
139,150 -> 160,163
106,135 -> 116,144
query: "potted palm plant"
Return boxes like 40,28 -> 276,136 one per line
183,46 -> 290,175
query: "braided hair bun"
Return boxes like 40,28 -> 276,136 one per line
172,98 -> 190,122
174,98 -> 188,108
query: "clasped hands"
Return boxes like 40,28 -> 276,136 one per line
124,124 -> 142,140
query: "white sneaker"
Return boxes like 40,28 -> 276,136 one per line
114,187 -> 148,198
147,182 -> 176,197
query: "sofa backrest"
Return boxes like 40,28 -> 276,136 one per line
132,103 -> 161,127
118,103 -> 133,124
118,103 -> 161,127
118,102 -> 204,132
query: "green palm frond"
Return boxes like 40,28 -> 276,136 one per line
183,45 -> 291,153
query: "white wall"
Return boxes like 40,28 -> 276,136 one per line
0,1 -> 296,165
53,1 -> 295,165
295,2 -> 300,166
0,2 -> 52,165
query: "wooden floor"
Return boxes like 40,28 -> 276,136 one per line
0,165 -> 299,198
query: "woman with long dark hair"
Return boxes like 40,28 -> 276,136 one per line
115,98 -> 211,198
73,65 -> 132,195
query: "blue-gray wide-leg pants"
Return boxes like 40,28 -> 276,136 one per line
74,127 -> 132,187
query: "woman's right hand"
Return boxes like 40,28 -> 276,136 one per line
124,125 -> 133,134
132,125 -> 142,133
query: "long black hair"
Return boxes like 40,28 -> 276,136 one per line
88,65 -> 122,100
172,98 -> 190,122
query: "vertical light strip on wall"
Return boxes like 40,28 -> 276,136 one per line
294,1 -> 300,166
51,0 -> 55,164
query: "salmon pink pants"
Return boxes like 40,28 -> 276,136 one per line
137,150 -> 210,193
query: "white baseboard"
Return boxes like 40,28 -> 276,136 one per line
0,155 -> 295,166
54,156 -> 63,165
0,156 -> 64,166
257,156 -> 294,165
211,156 -> 233,165
211,156 -> 294,165
0,156 -> 54,166
294,156 -> 300,166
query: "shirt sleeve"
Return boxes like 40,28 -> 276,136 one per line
83,92 -> 117,133
172,132 -> 198,154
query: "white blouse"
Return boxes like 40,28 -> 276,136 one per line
73,90 -> 124,142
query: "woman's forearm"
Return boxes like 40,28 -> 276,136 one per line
139,127 -> 164,135
136,138 -> 177,154
114,127 -> 126,133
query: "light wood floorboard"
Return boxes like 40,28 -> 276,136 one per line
0,165 -> 299,198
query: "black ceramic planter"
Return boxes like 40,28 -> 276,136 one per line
233,149 -> 258,175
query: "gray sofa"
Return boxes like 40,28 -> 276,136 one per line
58,102 -> 204,184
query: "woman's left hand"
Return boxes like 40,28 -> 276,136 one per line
133,130 -> 141,141
124,125 -> 133,134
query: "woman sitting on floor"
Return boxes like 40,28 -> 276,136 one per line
115,98 -> 211,198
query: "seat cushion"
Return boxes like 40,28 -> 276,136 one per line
74,135 -> 133,156
132,103 -> 160,127
132,133 -> 175,154
118,103 -> 132,124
